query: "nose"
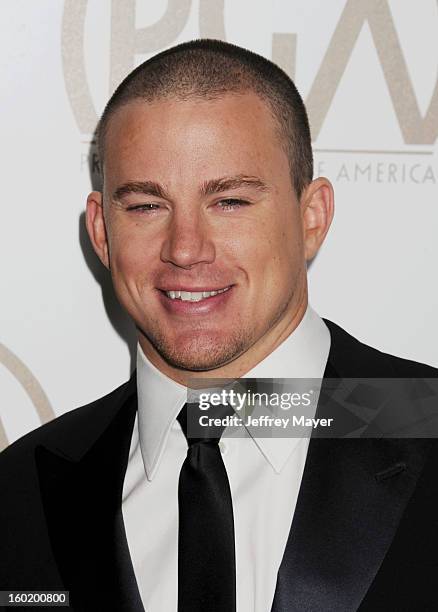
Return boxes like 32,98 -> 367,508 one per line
160,209 -> 215,269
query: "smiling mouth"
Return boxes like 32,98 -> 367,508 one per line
162,286 -> 232,302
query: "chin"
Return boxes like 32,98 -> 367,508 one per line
151,328 -> 250,372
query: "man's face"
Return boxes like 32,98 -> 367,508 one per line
97,92 -> 308,372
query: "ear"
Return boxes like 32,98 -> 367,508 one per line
85,191 -> 110,269
300,177 -> 334,261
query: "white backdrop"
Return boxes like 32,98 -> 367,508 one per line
1,0 -> 437,451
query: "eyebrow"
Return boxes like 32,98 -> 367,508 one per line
112,180 -> 169,202
111,175 -> 269,202
200,175 -> 269,196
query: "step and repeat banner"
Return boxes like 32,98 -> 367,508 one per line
1,0 -> 437,450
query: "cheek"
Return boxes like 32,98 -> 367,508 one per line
107,217 -> 155,271
108,233 -> 152,290
250,214 -> 303,276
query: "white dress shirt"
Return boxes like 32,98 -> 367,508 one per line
122,305 -> 331,612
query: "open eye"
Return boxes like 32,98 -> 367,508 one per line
217,198 -> 249,211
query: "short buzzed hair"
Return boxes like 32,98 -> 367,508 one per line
98,39 -> 313,198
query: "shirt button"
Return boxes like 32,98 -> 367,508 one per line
219,441 -> 227,455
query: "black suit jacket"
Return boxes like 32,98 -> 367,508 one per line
1,319 -> 438,611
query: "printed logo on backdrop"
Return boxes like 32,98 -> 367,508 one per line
62,0 -> 437,184
0,344 -> 55,452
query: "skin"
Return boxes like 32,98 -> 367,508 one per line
86,92 -> 334,386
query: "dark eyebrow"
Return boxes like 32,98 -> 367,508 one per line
111,175 -> 269,202
200,175 -> 269,196
112,181 -> 169,201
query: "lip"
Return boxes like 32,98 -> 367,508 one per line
157,285 -> 234,315
158,285 -> 232,292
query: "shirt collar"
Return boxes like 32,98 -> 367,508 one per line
240,305 -> 331,472
136,347 -> 186,480
136,304 -> 331,479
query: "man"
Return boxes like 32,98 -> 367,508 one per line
1,39 -> 437,612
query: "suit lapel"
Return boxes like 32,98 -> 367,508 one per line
35,378 -> 144,612
271,320 -> 432,612
271,436 -> 430,612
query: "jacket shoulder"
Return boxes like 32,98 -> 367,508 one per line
323,318 -> 438,378
0,376 -> 135,469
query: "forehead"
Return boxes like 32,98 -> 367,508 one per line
104,92 -> 287,186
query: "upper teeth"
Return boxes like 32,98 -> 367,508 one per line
165,287 -> 230,301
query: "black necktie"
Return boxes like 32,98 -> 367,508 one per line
177,402 -> 236,612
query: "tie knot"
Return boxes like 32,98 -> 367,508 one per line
177,402 -> 235,446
